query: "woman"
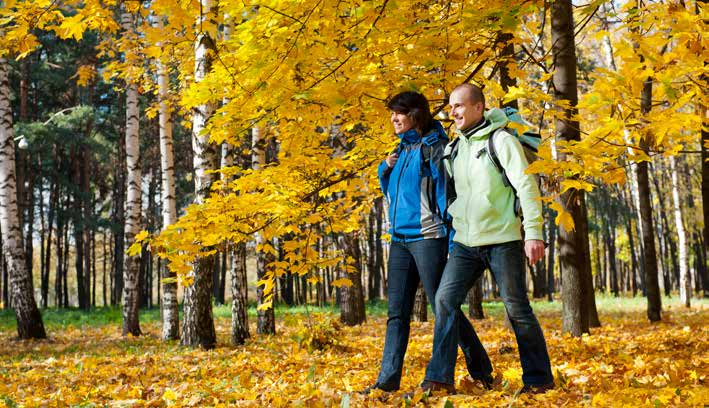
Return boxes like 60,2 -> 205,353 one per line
363,91 -> 453,393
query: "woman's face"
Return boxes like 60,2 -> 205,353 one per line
390,111 -> 414,134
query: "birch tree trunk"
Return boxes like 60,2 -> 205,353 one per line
0,55 -> 46,339
181,0 -> 218,348
669,156 -> 690,307
121,7 -> 142,336
552,0 -> 591,337
156,16 -> 179,341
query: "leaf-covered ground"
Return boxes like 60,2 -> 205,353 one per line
0,297 -> 706,407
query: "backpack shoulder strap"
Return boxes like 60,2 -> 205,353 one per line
442,137 -> 460,177
487,129 -> 512,188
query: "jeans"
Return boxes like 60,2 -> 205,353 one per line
425,240 -> 553,386
375,238 -> 447,390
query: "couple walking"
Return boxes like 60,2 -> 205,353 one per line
367,84 -> 554,396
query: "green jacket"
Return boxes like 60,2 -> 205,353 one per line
444,108 -> 543,247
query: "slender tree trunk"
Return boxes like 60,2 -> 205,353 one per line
252,126 -> 275,334
82,145 -> 92,309
546,210 -> 556,301
121,7 -> 142,336
0,56 -> 45,339
102,231 -> 107,306
42,176 -> 56,308
113,130 -> 126,306
230,241 -> 249,344
155,16 -> 179,340
702,102 -> 709,290
552,0 -> 590,337
181,0 -> 219,348
412,283 -> 427,322
669,156 -> 690,307
638,74 -> 662,321
468,279 -> 485,319
339,233 -> 366,326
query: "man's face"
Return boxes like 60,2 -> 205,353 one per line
390,111 -> 414,134
449,88 -> 483,131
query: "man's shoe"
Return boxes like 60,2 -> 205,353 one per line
520,382 -> 554,395
459,373 -> 501,394
403,380 -> 456,399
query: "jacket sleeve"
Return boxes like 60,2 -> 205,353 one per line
378,159 -> 392,197
429,139 -> 449,221
495,132 -> 544,241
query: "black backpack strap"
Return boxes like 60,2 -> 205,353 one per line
487,129 -> 512,188
488,129 -> 522,217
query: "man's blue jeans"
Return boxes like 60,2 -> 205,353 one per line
425,240 -> 553,386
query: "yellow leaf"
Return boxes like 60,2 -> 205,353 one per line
126,242 -> 142,257
134,230 -> 150,243
550,201 -> 575,232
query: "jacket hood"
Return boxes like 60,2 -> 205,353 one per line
456,108 -> 509,140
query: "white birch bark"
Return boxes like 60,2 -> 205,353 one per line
0,55 -> 46,339
669,156 -> 690,307
181,0 -> 218,348
121,7 -> 142,336
155,16 -> 179,340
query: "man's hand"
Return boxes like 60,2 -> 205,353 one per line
386,153 -> 399,168
524,239 -> 545,265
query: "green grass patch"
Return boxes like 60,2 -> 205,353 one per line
0,293 -> 705,332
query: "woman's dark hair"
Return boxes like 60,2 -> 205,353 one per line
386,91 -> 434,134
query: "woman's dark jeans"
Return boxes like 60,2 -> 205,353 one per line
424,240 -> 553,386
374,237 -> 448,390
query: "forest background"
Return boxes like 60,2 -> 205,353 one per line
0,0 -> 707,406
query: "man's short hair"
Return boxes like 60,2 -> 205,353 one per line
452,83 -> 485,108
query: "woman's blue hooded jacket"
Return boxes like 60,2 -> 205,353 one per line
377,121 -> 449,243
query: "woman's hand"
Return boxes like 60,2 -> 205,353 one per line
386,153 -> 399,168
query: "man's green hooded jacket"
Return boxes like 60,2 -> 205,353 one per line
444,108 -> 543,247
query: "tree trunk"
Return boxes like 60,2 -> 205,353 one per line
552,0 -> 590,337
669,156 -> 690,307
546,210 -> 556,302
638,73 -> 662,322
702,99 -> 709,289
230,241 -> 249,345
338,234 -> 366,326
181,0 -> 219,349
251,126 -> 276,334
113,124 -> 126,307
0,56 -> 46,339
155,16 -> 180,339
467,279 -> 485,319
121,7 -> 142,336
412,283 -> 427,322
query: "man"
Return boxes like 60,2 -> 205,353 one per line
419,83 -> 554,394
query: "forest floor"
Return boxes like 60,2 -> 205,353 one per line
0,295 -> 707,407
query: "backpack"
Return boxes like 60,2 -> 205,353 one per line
443,107 -> 541,218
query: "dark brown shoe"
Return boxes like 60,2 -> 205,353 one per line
520,382 -> 554,394
403,380 -> 455,398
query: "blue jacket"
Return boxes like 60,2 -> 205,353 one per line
378,121 -> 449,242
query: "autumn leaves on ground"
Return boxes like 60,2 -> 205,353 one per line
1,297 -> 706,407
